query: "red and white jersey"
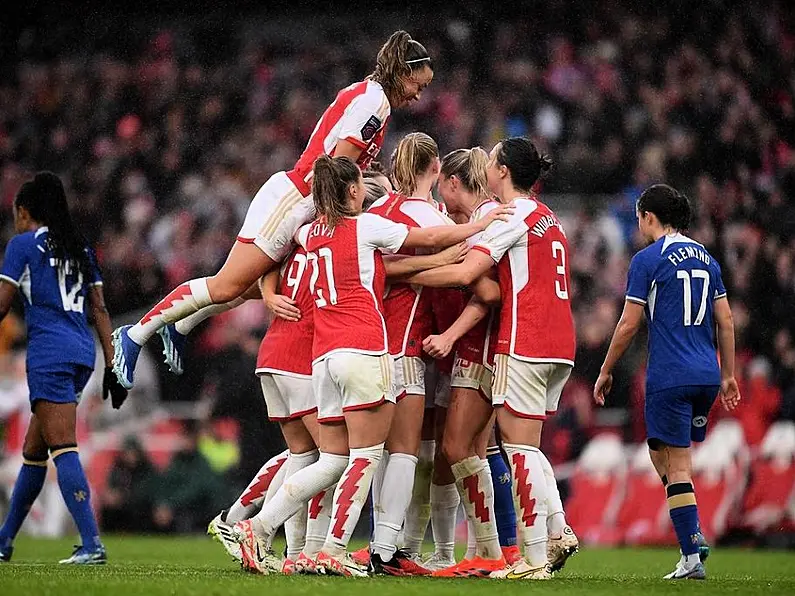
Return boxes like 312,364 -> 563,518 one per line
368,192 -> 454,358
473,197 -> 575,364
298,213 -> 409,362
431,287 -> 467,374
256,246 -> 315,377
287,80 -> 391,196
456,200 -> 501,366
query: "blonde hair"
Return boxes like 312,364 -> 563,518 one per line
311,155 -> 361,228
392,132 -> 439,196
369,31 -> 432,106
440,147 -> 491,199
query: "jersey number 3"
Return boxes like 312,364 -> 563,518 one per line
677,269 -> 710,326
552,241 -> 569,300
307,248 -> 338,308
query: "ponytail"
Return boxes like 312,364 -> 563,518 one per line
369,30 -> 431,106
495,137 -> 553,193
440,147 -> 491,200
14,172 -> 91,277
311,155 -> 361,228
391,132 -> 439,196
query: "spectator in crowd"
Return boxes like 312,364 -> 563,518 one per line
100,435 -> 157,532
151,421 -> 226,533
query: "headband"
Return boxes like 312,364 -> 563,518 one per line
406,57 -> 431,64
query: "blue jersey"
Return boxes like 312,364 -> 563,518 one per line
626,233 -> 726,394
0,227 -> 102,370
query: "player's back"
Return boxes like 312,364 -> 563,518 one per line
257,246 -> 314,376
299,213 -> 406,361
476,197 -> 575,363
368,192 -> 452,357
626,233 -> 725,393
0,228 -> 98,369
287,80 -> 391,196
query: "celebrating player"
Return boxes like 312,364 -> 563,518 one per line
420,146 -> 513,577
0,173 -> 128,565
594,184 -> 740,580
405,137 -> 579,579
232,155 -> 508,576
112,30 -> 434,389
208,244 -> 318,571
366,132 -> 458,576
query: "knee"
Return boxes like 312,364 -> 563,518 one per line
206,278 -> 244,304
441,433 -> 467,465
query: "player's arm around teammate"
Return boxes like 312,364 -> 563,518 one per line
594,184 -> 740,580
112,30 -> 435,390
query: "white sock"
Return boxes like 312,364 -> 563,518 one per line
253,452 -> 348,538
430,482 -> 459,559
465,518 -> 476,559
372,452 -> 418,560
538,450 -> 566,537
303,485 -> 335,558
323,443 -> 384,556
128,278 -> 213,344
504,443 -> 549,568
227,449 -> 289,523
684,553 -> 700,567
371,451 -> 389,535
402,440 -> 435,555
283,450 -> 319,558
174,296 -> 246,335
451,455 -> 501,560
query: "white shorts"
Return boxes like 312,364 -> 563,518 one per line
313,352 -> 396,423
237,171 -> 316,262
394,356 -> 426,399
492,355 -> 572,420
451,357 -> 494,401
259,373 -> 316,422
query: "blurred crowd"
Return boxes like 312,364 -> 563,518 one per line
0,1 -> 794,468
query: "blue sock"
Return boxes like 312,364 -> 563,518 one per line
667,481 -> 700,556
52,448 -> 102,549
0,460 -> 48,549
487,447 -> 517,547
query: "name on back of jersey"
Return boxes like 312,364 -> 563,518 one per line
308,221 -> 336,241
666,245 -> 711,267
530,213 -> 566,238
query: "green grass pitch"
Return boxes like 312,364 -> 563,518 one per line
1,536 -> 794,595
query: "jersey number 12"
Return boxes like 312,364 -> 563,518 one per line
677,269 -> 709,326
58,268 -> 84,313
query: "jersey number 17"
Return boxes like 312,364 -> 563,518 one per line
677,269 -> 709,326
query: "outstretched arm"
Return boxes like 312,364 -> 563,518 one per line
385,243 -> 468,279
406,250 -> 494,288
402,205 -> 513,250
594,300 -> 645,405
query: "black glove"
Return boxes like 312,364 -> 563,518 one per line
103,367 -> 129,410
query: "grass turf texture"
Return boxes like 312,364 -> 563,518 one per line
1,536 -> 794,595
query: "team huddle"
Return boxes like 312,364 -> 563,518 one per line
0,29 -> 739,581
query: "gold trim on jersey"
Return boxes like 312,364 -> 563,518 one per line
259,188 -> 303,241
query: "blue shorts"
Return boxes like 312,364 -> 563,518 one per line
645,384 -> 720,449
28,364 -> 94,409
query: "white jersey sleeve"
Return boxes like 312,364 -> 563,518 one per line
358,213 -> 409,254
337,83 -> 391,150
474,199 -> 537,263
296,224 -> 311,250
467,201 -> 500,247
399,200 -> 455,228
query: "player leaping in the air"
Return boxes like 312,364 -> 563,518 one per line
112,30 -> 434,390
593,184 -> 741,580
